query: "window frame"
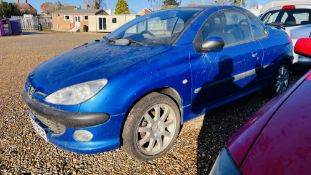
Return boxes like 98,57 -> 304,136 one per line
84,16 -> 89,21
64,15 -> 70,21
112,18 -> 117,23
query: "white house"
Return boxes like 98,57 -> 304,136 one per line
88,14 -> 137,32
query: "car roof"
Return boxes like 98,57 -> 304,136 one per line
261,1 -> 311,13
268,4 -> 311,11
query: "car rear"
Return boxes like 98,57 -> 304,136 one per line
261,4 -> 311,65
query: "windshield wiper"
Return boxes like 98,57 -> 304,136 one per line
127,39 -> 148,46
103,36 -> 120,43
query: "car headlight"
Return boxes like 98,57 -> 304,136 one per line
45,79 -> 108,105
209,148 -> 241,175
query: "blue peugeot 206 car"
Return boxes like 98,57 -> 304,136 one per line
23,6 -> 293,161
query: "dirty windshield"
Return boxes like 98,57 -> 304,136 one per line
107,8 -> 202,45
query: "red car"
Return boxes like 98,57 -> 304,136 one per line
210,39 -> 311,175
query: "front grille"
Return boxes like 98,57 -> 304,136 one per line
33,111 -> 66,135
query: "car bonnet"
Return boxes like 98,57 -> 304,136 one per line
27,40 -> 171,95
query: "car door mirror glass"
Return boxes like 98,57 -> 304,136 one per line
201,36 -> 225,52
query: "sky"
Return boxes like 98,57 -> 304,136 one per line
7,0 -> 274,13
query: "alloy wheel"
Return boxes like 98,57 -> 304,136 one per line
136,104 -> 177,155
275,65 -> 289,94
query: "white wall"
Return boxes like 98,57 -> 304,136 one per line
89,15 -> 137,33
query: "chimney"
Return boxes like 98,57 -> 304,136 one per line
25,0 -> 28,4
16,0 -> 19,4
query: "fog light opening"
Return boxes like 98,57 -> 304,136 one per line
73,130 -> 93,142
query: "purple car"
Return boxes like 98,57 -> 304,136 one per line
210,38 -> 311,175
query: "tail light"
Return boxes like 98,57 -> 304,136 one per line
282,5 -> 296,10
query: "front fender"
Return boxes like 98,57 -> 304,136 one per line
79,47 -> 192,117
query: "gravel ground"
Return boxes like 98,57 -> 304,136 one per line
0,32 -> 302,175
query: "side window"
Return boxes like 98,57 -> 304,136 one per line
247,12 -> 267,39
200,9 -> 252,46
280,12 -> 289,23
262,11 -> 280,23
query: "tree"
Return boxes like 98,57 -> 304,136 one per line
55,1 -> 62,10
115,0 -> 129,14
83,0 -> 91,9
148,0 -> 162,11
40,1 -> 62,14
213,0 -> 232,5
233,0 -> 246,7
0,1 -> 20,18
161,0 -> 181,9
40,2 -> 53,14
83,0 -> 106,9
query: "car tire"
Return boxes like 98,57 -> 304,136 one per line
266,63 -> 290,96
122,92 -> 181,161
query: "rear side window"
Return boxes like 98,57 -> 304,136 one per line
262,9 -> 311,27
200,9 -> 253,46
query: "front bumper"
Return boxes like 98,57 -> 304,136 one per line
22,91 -> 110,128
22,91 -> 125,154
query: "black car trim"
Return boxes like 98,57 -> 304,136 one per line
22,91 -> 110,128
194,63 -> 274,94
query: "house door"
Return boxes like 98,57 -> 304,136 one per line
74,16 -> 80,29
98,17 -> 107,31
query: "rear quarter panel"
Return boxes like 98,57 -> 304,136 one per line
259,27 -> 293,78
262,27 -> 293,65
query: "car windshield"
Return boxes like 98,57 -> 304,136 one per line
261,8 -> 311,27
107,8 -> 202,46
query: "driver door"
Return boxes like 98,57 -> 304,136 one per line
190,9 -> 257,114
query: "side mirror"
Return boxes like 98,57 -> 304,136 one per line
201,36 -> 225,52
294,38 -> 311,58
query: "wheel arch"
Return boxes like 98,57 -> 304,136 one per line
119,86 -> 184,146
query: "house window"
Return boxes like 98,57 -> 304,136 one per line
112,18 -> 117,23
64,16 -> 70,21
84,16 -> 88,20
